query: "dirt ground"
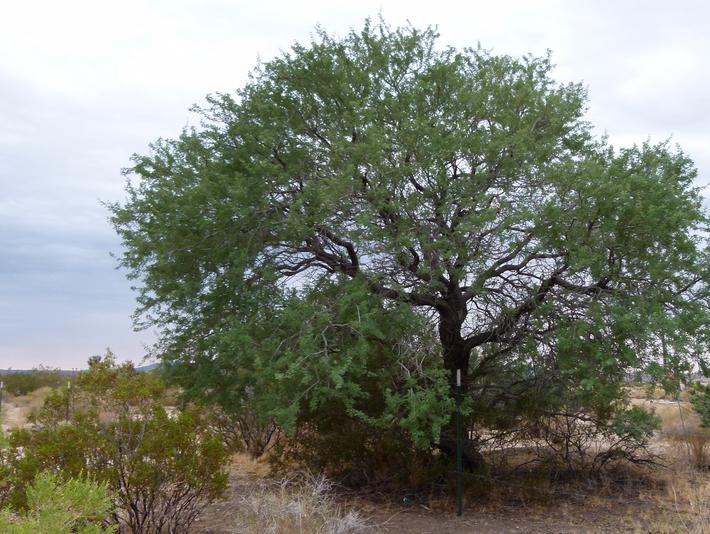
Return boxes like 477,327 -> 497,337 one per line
190,453 -> 706,534
189,394 -> 707,533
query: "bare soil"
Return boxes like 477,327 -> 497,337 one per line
190,455 -> 699,533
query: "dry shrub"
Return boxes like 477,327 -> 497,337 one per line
660,400 -> 710,471
666,428 -> 710,471
647,469 -> 710,534
500,408 -> 661,477
206,405 -> 281,458
674,477 -> 710,534
654,402 -> 700,434
681,479 -> 710,534
3,387 -> 54,429
234,475 -> 368,534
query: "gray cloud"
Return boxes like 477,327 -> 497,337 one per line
1,0 -> 708,368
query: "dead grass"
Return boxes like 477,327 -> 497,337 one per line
627,386 -> 691,403
232,474 -> 369,534
630,464 -> 710,534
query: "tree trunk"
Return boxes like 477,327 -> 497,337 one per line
437,302 -> 484,470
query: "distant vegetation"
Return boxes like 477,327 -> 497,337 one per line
0,367 -> 71,397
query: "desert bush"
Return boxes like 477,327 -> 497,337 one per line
205,402 -> 281,458
665,419 -> 710,470
664,382 -> 710,470
504,406 -> 661,475
0,471 -> 115,534
0,421 -> 10,509
678,430 -> 710,470
5,353 -> 229,533
234,475 -> 368,534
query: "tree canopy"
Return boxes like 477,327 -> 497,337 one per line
110,20 -> 709,459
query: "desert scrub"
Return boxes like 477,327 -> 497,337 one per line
233,475 -> 368,534
0,471 -> 116,534
5,353 -> 229,533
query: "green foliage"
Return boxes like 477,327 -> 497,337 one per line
690,383 -> 710,428
0,472 -> 115,534
0,424 -> 7,450
109,17 -> 709,468
4,354 -> 228,532
0,367 -> 70,396
164,277 -> 454,450
610,405 -> 661,442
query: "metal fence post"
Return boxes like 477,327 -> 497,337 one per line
456,368 -> 463,516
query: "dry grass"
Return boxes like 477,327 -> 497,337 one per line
0,387 -> 53,429
630,466 -> 710,534
232,475 -> 369,534
627,386 -> 691,403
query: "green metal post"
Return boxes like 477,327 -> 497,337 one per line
455,368 -> 463,516
66,381 -> 71,421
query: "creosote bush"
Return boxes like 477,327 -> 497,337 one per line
3,353 -> 229,533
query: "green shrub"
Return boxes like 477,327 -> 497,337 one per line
5,353 -> 229,533
0,471 -> 115,534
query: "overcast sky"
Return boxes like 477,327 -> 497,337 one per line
1,0 -> 708,369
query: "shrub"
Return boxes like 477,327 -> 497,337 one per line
0,471 -> 115,534
205,403 -> 281,458
0,424 -> 10,509
519,406 -> 661,475
667,385 -> 710,470
270,401 -> 447,491
5,353 -> 229,533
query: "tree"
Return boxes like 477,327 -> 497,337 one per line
110,20 -> 709,469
